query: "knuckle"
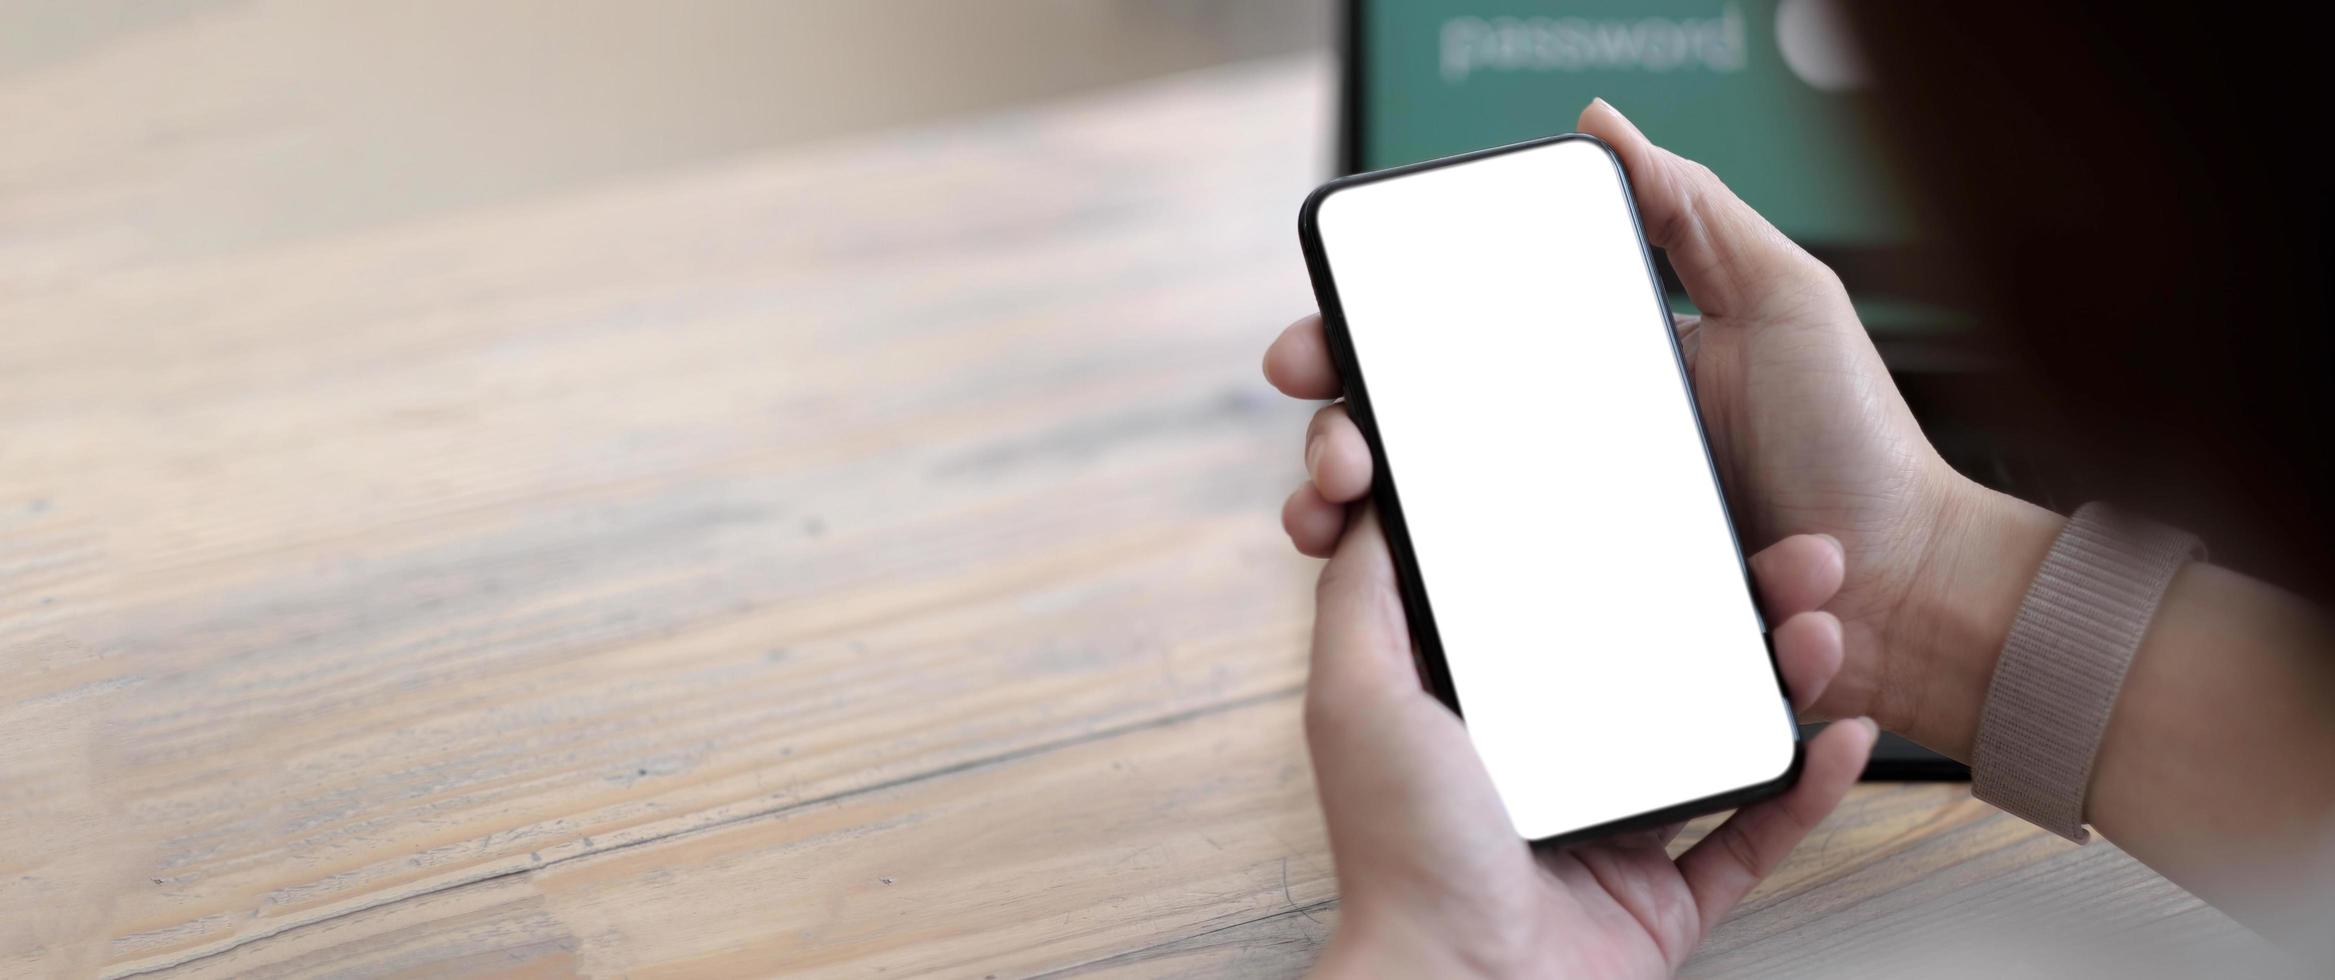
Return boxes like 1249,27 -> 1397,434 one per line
1307,403 -> 1340,439
1313,558 -> 1355,603
1720,824 -> 1768,876
1792,246 -> 1847,293
1362,579 -> 1409,641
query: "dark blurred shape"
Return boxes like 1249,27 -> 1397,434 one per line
1851,4 -> 2335,599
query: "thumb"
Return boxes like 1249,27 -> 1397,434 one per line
1577,98 -> 1831,319
1307,504 -> 1424,705
1304,507 -> 1528,892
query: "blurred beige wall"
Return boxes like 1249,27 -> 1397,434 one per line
1,0 -> 1325,278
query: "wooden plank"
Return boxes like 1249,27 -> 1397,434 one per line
1677,786 -> 2269,977
69,709 -> 2261,977
143,696 -> 1335,978
1,54 -> 1332,976
1050,901 -> 1339,979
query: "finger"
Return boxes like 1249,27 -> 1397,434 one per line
1676,717 -> 1876,930
1305,404 -> 1374,503
1307,505 -> 1418,700
1281,482 -> 1346,558
1264,314 -> 1342,399
1747,533 -> 1845,621
1771,611 -> 1845,714
1577,99 -> 1830,319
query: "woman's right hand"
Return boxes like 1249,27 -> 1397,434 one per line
1268,99 -> 2026,750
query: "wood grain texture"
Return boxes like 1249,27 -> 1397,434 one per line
0,38 -> 2273,979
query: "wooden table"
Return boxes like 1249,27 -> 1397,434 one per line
1,56 -> 2265,978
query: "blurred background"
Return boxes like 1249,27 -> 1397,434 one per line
2,0 -> 1327,277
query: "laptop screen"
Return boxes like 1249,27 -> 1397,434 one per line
1350,0 -> 1910,253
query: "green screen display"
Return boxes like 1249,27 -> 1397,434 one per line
1362,0 -> 1909,248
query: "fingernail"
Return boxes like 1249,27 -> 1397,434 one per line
1305,433 -> 1324,475
1850,717 -> 1881,747
1587,98 -> 1646,143
1816,533 -> 1845,559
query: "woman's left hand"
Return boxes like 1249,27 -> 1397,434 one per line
1303,507 -> 1877,978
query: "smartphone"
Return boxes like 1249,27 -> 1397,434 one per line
1297,134 -> 1801,846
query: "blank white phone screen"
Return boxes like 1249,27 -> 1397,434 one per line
1310,138 -> 1796,841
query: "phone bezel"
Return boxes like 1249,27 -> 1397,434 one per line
1296,133 -> 1805,848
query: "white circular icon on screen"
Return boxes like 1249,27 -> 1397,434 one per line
1776,0 -> 1868,91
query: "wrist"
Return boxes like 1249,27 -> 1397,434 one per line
1882,476 -> 2065,761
